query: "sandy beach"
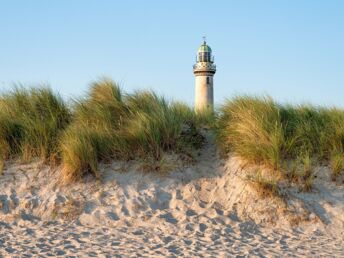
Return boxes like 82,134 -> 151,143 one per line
1,216 -> 343,257
0,138 -> 343,257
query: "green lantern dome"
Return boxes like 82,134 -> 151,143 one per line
198,41 -> 212,53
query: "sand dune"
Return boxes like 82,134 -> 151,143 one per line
0,137 -> 343,256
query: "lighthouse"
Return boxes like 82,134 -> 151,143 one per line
193,39 -> 216,112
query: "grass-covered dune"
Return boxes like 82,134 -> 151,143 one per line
0,79 -> 205,182
60,79 -> 204,182
0,87 -> 71,171
1,82 -> 344,188
216,96 -> 344,191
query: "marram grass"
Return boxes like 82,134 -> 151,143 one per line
0,86 -> 71,168
60,79 -> 204,182
1,84 -> 344,187
216,95 -> 344,191
216,96 -> 285,170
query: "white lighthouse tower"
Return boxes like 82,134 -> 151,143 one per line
193,38 -> 216,112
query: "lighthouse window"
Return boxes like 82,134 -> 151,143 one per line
206,77 -> 210,84
205,53 -> 209,62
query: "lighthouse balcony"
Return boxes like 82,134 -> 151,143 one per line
193,62 -> 216,72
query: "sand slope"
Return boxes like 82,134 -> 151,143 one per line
0,136 -> 343,257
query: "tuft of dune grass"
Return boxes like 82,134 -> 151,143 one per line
330,151 -> 344,181
60,79 -> 204,183
217,95 -> 344,191
0,86 -> 71,170
216,96 -> 285,170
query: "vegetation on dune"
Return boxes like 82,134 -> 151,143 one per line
216,95 -> 344,193
0,80 -> 206,182
216,96 -> 285,170
1,82 -> 343,188
330,152 -> 344,180
60,79 -> 204,182
0,86 -> 71,171
247,170 -> 285,199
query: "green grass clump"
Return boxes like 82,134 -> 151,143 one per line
216,96 -> 285,170
330,151 -> 344,180
60,79 -> 203,182
0,87 -> 71,169
217,95 -> 344,190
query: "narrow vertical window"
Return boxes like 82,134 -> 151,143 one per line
206,77 -> 210,84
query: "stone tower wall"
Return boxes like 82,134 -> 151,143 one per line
194,73 -> 214,112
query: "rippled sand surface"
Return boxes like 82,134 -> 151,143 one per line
1,219 -> 343,257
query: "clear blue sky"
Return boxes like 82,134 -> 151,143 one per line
1,1 -> 343,106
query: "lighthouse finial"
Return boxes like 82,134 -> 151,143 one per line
203,36 -> 206,44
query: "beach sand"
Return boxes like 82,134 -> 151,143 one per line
0,137 -> 343,257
